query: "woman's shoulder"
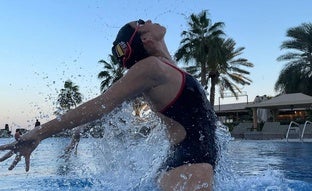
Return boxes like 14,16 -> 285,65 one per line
139,56 -> 163,65
128,56 -> 181,81
137,56 -> 178,70
130,56 -> 166,73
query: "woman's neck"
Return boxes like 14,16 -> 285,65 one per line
152,40 -> 173,61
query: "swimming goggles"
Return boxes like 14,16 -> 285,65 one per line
115,19 -> 145,68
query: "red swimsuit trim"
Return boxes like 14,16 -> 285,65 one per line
159,62 -> 186,113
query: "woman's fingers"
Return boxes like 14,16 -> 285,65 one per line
0,150 -> 14,162
8,154 -> 22,170
1,139 -> 37,172
25,154 -> 30,172
0,142 -> 16,151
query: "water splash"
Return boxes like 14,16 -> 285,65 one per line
214,121 -> 236,190
57,102 -> 235,190
56,101 -> 170,190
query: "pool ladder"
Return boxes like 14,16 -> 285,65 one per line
286,120 -> 312,142
301,120 -> 312,141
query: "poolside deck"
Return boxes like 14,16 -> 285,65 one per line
231,122 -> 312,140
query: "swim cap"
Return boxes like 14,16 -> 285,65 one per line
112,23 -> 148,69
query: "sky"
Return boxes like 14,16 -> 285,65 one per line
1,0 -> 312,131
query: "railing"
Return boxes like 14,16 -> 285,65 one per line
286,121 -> 300,142
301,120 -> 312,141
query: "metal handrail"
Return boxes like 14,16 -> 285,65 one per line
286,121 -> 300,142
301,120 -> 312,141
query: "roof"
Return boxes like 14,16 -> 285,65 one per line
246,93 -> 312,109
214,102 -> 250,113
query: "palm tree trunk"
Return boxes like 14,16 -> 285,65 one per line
209,71 -> 219,107
209,79 -> 216,108
200,62 -> 207,88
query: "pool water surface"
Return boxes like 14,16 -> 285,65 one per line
1,134 -> 312,190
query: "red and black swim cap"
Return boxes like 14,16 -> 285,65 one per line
112,22 -> 148,69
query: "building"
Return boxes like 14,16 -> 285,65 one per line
214,93 -> 312,139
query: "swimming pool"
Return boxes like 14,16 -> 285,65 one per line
1,137 -> 312,191
1,105 -> 312,191
215,139 -> 312,191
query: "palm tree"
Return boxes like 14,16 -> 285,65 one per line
211,38 -> 253,103
98,54 -> 125,93
175,11 -> 253,106
56,80 -> 83,112
275,22 -> 312,95
275,65 -> 312,95
175,10 -> 225,91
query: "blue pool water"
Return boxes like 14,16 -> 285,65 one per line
216,140 -> 312,191
1,138 -> 312,190
0,138 -> 312,191
1,105 -> 312,190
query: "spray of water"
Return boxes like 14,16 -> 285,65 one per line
78,102 -> 237,190
62,101 -> 236,190
57,101 -> 170,190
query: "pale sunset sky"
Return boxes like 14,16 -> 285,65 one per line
1,0 -> 312,131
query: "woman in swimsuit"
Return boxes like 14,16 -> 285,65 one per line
0,19 -> 218,191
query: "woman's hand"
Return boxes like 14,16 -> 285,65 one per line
0,129 -> 41,172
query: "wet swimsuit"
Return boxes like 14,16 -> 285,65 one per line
159,62 -> 218,170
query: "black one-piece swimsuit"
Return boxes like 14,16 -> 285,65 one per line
159,61 -> 218,170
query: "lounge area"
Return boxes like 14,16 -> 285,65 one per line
216,93 -> 312,141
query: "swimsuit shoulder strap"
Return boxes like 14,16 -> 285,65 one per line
159,59 -> 185,75
158,59 -> 186,113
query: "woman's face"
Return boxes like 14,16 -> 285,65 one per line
130,20 -> 166,41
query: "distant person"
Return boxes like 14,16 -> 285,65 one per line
5,124 -> 9,131
14,129 -> 22,141
35,119 -> 41,127
4,124 -> 11,136
0,19 -> 218,191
